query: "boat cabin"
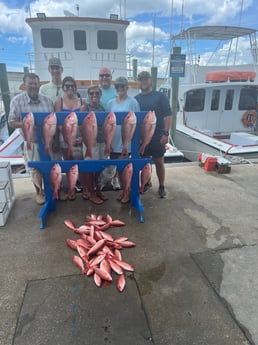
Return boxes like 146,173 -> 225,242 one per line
26,16 -> 130,83
181,71 -> 258,138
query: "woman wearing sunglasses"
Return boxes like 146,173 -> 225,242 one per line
54,76 -> 88,200
79,85 -> 109,205
107,76 -> 140,204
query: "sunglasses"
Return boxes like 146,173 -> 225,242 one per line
64,84 -> 75,89
99,74 -> 111,78
89,91 -> 100,96
115,84 -> 126,89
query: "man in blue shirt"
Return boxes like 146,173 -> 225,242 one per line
135,71 -> 172,198
98,67 -> 117,110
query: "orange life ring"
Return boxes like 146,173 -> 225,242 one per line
242,110 -> 257,126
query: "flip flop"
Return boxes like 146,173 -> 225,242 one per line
68,194 -> 76,201
120,195 -> 130,204
82,193 -> 90,200
117,192 -> 124,201
96,191 -> 108,201
89,195 -> 104,205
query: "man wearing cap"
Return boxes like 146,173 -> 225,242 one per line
98,67 -> 117,110
39,57 -> 64,103
135,71 -> 172,198
39,57 -> 64,160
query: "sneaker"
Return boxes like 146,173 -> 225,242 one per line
59,190 -> 68,201
112,176 -> 121,190
36,193 -> 45,205
143,182 -> 152,193
75,180 -> 83,193
159,186 -> 166,198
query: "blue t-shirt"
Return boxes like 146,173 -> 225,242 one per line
107,96 -> 140,153
135,91 -> 172,139
100,86 -> 117,110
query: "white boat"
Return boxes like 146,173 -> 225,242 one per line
172,26 -> 258,163
25,14 -> 133,86
0,123 -> 25,175
23,13 -> 184,160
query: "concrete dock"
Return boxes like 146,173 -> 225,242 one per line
0,162 -> 258,345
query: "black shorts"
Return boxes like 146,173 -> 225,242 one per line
143,138 -> 166,158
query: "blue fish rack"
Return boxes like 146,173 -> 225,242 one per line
22,111 -> 151,229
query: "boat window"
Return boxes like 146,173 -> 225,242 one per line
224,89 -> 234,110
185,89 -> 205,112
74,30 -> 87,50
159,87 -> 171,99
238,87 -> 257,110
97,30 -> 118,49
211,90 -> 220,110
40,29 -> 63,48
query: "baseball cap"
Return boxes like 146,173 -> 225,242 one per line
48,57 -> 62,67
137,71 -> 151,80
114,76 -> 128,86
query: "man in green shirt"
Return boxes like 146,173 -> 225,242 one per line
39,57 -> 64,103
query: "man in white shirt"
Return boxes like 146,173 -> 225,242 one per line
39,57 -> 64,103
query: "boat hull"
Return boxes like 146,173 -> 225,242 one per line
175,128 -> 258,163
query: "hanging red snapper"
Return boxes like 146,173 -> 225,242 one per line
82,111 -> 97,158
139,111 -> 156,155
102,111 -> 116,155
22,112 -> 35,150
67,164 -> 79,199
121,111 -> 136,155
50,163 -> 62,200
122,162 -> 133,196
62,112 -> 78,159
42,112 -> 57,156
139,163 -> 152,193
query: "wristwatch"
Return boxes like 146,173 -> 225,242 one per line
163,130 -> 169,136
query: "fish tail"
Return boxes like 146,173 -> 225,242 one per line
53,190 -> 59,200
85,149 -> 92,159
67,148 -> 74,160
45,146 -> 50,156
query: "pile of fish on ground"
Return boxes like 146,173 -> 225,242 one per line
65,214 -> 136,292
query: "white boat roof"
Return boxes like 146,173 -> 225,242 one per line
26,16 -> 129,26
172,26 -> 257,41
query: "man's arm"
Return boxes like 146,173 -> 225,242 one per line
8,98 -> 23,129
164,114 -> 172,134
8,120 -> 23,129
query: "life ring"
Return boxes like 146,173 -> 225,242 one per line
242,110 -> 257,126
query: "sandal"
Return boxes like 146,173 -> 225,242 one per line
89,194 -> 104,205
117,192 -> 124,202
96,191 -> 108,201
68,193 -> 76,201
120,195 -> 130,204
82,192 -> 90,200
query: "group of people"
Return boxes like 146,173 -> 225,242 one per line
8,57 -> 172,205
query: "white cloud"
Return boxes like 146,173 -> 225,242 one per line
0,0 -> 257,76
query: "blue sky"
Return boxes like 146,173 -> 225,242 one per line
0,0 -> 258,76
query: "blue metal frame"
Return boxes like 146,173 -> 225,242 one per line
22,111 -> 151,228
